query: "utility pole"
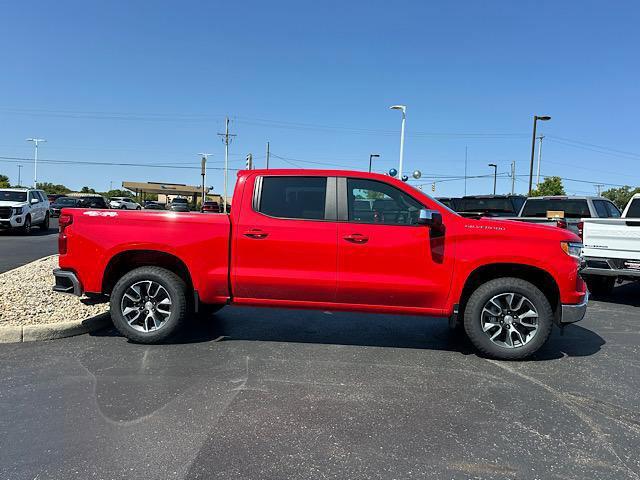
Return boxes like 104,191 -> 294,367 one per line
510,161 -> 516,195
464,146 -> 468,196
369,154 -> 380,173
595,184 -> 605,196
18,165 -> 22,187
245,153 -> 253,170
265,141 -> 270,169
535,135 -> 544,187
488,163 -> 497,195
218,118 -> 236,214
26,138 -> 46,188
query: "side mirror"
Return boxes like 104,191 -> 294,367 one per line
418,209 -> 443,228
30,198 -> 39,204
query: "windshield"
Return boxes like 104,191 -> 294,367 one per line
457,198 -> 516,214
0,190 -> 27,202
53,197 -> 78,206
521,199 -> 590,218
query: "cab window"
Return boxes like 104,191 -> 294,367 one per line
347,178 -> 423,225
258,176 -> 327,220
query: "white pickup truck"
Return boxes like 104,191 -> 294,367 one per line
581,193 -> 640,294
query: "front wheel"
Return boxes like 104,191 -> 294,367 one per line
110,266 -> 188,343
464,277 -> 553,360
20,215 -> 32,235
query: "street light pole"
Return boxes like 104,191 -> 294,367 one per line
18,165 -> 22,187
488,163 -> 497,195
26,138 -> 46,188
368,154 -> 380,173
528,115 -> 550,195
390,105 -> 406,180
535,135 -> 544,187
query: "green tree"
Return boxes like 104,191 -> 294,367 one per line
101,189 -> 134,198
0,174 -> 10,188
36,182 -> 72,195
530,176 -> 565,197
602,185 -> 640,209
80,186 -> 96,194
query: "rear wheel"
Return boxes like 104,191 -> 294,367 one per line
110,267 -> 188,343
464,277 -> 553,360
584,275 -> 615,296
39,212 -> 50,231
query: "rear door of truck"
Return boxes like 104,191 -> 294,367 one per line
232,174 -> 338,303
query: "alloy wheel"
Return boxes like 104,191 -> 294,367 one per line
480,292 -> 539,348
120,280 -> 172,332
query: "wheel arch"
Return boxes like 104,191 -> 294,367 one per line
102,249 -> 194,296
457,263 -> 561,321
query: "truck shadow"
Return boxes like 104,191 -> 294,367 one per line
589,281 -> 640,307
112,306 -> 604,361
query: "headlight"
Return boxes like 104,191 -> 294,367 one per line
561,241 -> 583,259
12,207 -> 23,215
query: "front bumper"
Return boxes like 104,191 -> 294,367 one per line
0,214 -> 25,228
52,269 -> 83,296
560,291 -> 589,324
582,256 -> 640,279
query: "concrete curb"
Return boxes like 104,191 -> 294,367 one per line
0,313 -> 111,344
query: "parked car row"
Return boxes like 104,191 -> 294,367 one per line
438,194 -> 622,235
1,188 -> 218,234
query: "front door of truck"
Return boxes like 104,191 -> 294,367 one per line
232,175 -> 338,303
336,177 -> 453,310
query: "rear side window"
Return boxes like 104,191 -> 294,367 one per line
259,176 -> 327,220
605,202 -> 621,218
521,199 -> 590,218
626,199 -> 640,218
593,200 -> 609,217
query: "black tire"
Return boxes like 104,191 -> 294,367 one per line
464,277 -> 553,360
583,275 -> 615,297
39,212 -> 50,231
120,205 -> 127,209
20,215 -> 32,235
110,266 -> 188,343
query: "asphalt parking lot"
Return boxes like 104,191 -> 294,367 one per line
0,218 -> 59,273
0,283 -> 638,480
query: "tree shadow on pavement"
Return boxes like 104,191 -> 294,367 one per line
92,306 -> 605,360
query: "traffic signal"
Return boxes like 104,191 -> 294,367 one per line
431,182 -> 436,192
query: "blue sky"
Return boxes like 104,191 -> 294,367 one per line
1,0 -> 639,197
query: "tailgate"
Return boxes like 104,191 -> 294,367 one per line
583,219 -> 640,260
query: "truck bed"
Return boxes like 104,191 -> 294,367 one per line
58,209 -> 232,304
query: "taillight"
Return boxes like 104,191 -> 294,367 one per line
59,213 -> 73,232
577,221 -> 584,240
58,213 -> 73,254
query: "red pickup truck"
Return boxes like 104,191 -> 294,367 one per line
53,169 -> 588,359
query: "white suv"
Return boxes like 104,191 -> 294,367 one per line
0,188 -> 51,234
109,196 -> 142,210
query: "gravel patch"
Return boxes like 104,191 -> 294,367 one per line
0,256 -> 109,326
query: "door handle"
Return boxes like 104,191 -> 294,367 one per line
244,228 -> 269,239
343,233 -> 369,244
